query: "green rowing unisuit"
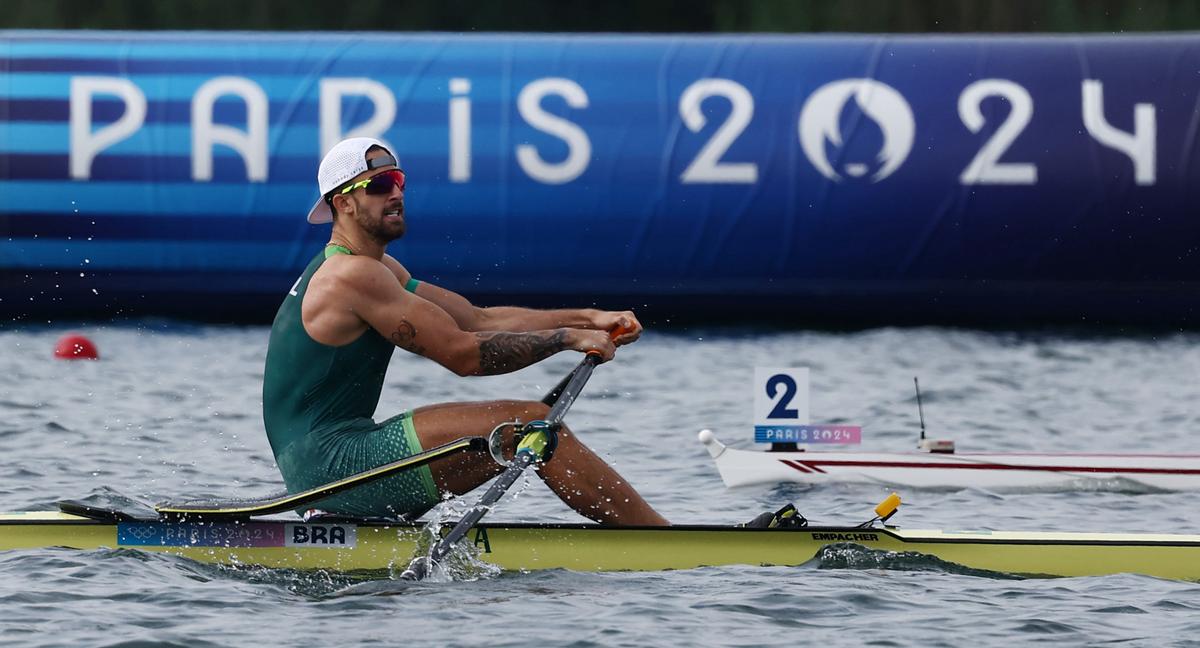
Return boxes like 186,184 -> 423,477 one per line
261,245 -> 437,517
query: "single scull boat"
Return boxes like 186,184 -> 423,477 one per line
2,502 -> 1199,580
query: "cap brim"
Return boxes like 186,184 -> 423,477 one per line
307,197 -> 332,224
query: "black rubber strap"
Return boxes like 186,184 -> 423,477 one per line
366,153 -> 398,170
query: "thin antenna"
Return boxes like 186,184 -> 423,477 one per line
914,377 -> 926,441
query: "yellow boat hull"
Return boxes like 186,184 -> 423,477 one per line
2,511 -> 1199,579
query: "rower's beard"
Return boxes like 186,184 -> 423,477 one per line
357,208 -> 407,243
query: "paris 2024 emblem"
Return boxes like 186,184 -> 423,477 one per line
798,79 -> 915,183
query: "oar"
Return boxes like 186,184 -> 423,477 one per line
540,364 -> 580,405
401,329 -> 622,581
156,436 -> 488,520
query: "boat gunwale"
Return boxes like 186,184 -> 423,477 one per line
5,514 -> 1200,547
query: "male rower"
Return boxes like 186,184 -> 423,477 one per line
262,137 -> 669,526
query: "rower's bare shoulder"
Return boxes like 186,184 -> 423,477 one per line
303,257 -> 400,344
380,253 -> 412,283
314,255 -> 390,287
305,257 -> 391,311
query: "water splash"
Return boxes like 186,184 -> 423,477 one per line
397,496 -> 503,583
813,542 -> 1026,580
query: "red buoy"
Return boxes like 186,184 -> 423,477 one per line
54,334 -> 99,360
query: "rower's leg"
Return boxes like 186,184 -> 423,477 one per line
537,424 -> 670,527
411,400 -> 669,527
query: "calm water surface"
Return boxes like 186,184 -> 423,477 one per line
2,324 -> 1200,647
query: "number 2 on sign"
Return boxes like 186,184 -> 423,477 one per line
754,367 -> 810,427
766,374 -> 799,419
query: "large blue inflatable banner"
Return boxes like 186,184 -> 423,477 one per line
1,32 -> 1197,324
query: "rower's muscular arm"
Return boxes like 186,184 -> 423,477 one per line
476,329 -> 568,374
425,289 -> 601,333
381,255 -> 640,342
348,259 -> 613,376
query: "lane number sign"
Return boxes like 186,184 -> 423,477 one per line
754,367 -> 861,444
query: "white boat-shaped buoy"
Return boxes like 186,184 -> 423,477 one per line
699,430 -> 1200,492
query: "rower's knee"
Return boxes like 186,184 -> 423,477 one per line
517,401 -> 575,438
493,400 -> 584,457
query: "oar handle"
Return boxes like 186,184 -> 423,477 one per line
545,323 -> 628,424
542,322 -> 635,405
585,322 -> 635,358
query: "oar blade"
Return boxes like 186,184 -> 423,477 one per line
399,555 -> 430,581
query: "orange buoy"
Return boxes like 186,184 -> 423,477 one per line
53,334 -> 99,360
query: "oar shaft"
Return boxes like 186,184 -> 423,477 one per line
545,355 -> 598,422
426,451 -> 536,564
402,352 -> 607,580
540,366 -> 579,405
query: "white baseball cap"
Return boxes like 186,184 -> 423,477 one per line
306,137 -> 399,224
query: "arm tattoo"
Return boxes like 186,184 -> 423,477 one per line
390,320 -> 426,355
477,329 -> 568,375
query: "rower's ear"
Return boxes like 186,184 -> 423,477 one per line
330,193 -> 354,216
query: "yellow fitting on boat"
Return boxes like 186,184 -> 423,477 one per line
875,492 -> 901,519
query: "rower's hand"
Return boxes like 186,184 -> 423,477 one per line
592,310 -> 642,346
570,329 -> 617,362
